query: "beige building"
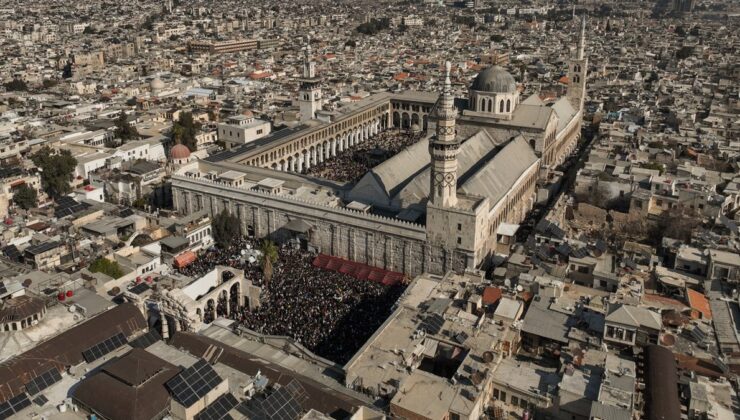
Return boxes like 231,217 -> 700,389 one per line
217,113 -> 271,150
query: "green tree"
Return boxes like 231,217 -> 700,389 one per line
115,111 -> 139,143
42,79 -> 58,89
30,146 -> 77,199
3,79 -> 28,91
172,112 -> 200,151
89,257 -> 125,278
12,184 -> 38,210
212,209 -> 240,249
259,240 -> 278,285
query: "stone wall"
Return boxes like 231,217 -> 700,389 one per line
172,175 -> 466,276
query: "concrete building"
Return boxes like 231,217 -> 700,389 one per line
217,113 -> 271,150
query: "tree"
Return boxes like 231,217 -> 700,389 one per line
212,210 -> 240,249
83,25 -> 95,34
12,184 -> 37,210
689,26 -> 700,36
30,146 -> 77,199
172,112 -> 200,151
259,240 -> 278,285
674,25 -> 686,37
42,79 -> 58,89
676,46 -> 694,60
89,257 -> 125,279
3,79 -> 28,91
115,111 -> 139,143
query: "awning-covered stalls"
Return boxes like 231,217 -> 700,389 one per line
312,254 -> 405,286
173,251 -> 196,268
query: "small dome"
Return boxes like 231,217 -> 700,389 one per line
171,144 -> 191,160
243,110 -> 254,118
150,78 -> 165,90
471,66 -> 517,93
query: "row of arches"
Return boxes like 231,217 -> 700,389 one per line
245,109 -> 392,170
392,111 -> 429,130
266,117 -> 387,173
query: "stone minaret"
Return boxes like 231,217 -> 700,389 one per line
429,61 -> 459,208
298,39 -> 321,122
567,16 -> 588,111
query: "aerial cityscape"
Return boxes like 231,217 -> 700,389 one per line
0,0 -> 738,419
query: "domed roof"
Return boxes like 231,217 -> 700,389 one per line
171,144 -> 191,160
243,110 -> 254,118
471,66 -> 517,93
150,77 -> 165,90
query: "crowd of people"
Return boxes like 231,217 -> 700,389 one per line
305,129 -> 425,183
176,237 -> 406,364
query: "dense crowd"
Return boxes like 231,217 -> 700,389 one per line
176,237 -> 405,364
305,129 -> 425,183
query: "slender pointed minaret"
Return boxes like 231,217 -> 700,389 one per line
298,37 -> 321,122
567,15 -> 588,110
429,62 -> 459,208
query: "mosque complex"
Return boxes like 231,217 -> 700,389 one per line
170,18 -> 589,277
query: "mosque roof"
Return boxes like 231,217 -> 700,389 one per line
471,66 -> 517,93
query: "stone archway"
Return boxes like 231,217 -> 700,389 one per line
229,282 -> 241,316
204,299 -> 216,323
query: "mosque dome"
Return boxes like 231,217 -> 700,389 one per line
171,144 -> 191,160
471,66 -> 517,93
150,77 -> 165,91
243,110 -> 254,118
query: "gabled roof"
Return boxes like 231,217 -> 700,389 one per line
606,304 -> 662,330
459,136 -> 538,208
551,97 -> 578,134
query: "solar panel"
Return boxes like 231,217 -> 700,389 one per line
195,393 -> 238,420
82,332 -> 128,363
24,368 -> 62,396
129,282 -> 151,295
32,395 -> 48,407
261,386 -> 303,420
421,313 -> 445,335
129,330 -> 161,348
0,393 -> 31,420
166,359 -> 223,408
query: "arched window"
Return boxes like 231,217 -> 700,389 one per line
506,99 -> 511,112
574,64 -> 581,73
574,75 -> 580,84
488,98 -> 493,113
499,100 -> 505,113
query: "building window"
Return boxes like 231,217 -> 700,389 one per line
457,237 -> 462,245
257,129 -> 263,135
457,223 -> 462,231
511,396 -> 519,407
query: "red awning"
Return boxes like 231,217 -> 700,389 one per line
312,254 -> 404,286
173,251 -> 197,268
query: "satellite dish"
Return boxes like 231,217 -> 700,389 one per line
482,351 -> 494,363
471,371 -> 484,386
241,249 -> 246,255
504,279 -> 511,288
516,285 -> 523,292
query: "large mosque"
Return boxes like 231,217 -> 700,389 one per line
170,19 -> 588,276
